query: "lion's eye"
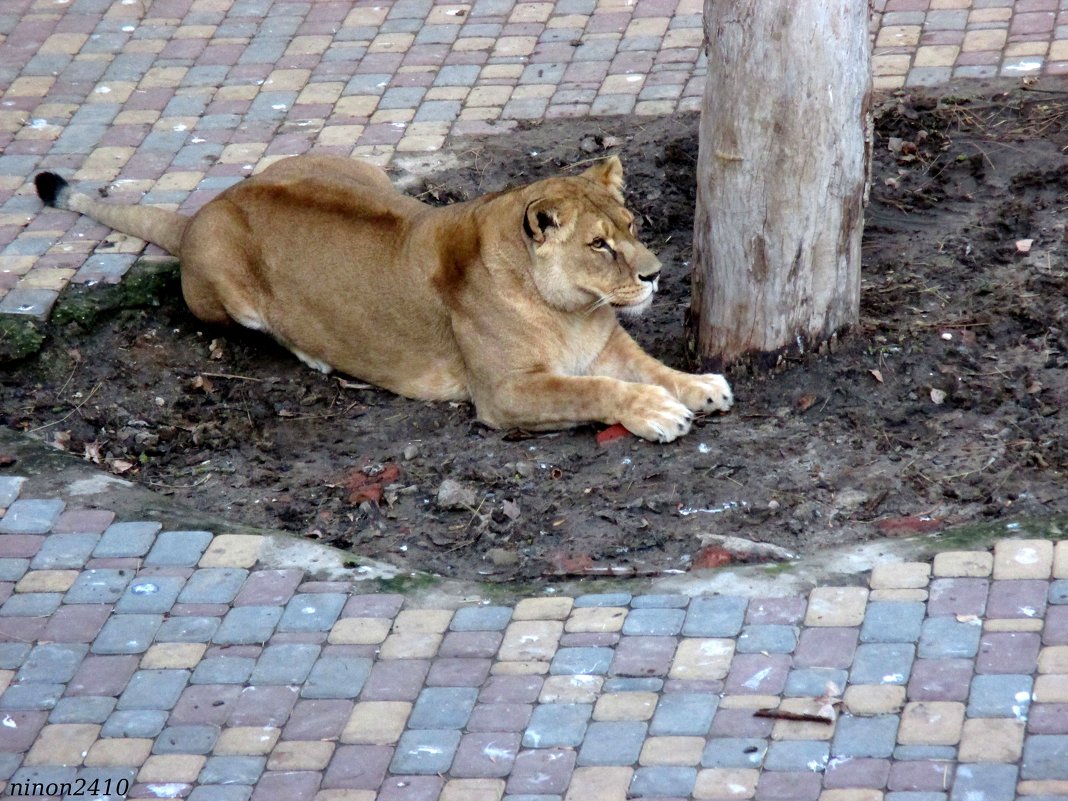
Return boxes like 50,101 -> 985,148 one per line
590,238 -> 607,250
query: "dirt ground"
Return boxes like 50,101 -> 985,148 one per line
3,84 -> 1066,582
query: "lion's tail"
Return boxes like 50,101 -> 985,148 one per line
34,172 -> 190,257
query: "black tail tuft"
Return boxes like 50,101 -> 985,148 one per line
34,172 -> 69,207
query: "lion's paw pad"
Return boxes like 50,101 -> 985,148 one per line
621,387 -> 694,443
678,373 -> 733,413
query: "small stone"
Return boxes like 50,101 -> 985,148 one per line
487,548 -> 519,567
403,444 -> 420,460
436,479 -> 480,510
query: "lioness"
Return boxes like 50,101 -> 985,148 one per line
34,154 -> 732,441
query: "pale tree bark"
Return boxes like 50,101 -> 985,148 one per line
691,0 -> 872,372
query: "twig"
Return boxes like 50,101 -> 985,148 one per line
26,381 -> 103,434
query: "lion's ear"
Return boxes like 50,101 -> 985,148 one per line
523,198 -> 575,244
581,156 -> 624,198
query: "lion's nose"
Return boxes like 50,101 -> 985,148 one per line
639,271 -> 660,284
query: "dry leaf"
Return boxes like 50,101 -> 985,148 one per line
869,369 -> 883,383
796,393 -> 818,413
83,441 -> 103,464
1015,238 -> 1034,254
109,459 -> 134,474
209,338 -> 224,360
191,375 -> 214,393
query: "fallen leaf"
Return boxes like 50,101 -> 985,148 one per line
1015,238 -> 1033,254
596,423 -> 632,446
51,431 -> 71,451
796,393 -> 817,413
191,375 -> 215,394
83,441 -> 103,464
501,499 -> 521,521
209,338 -> 224,360
875,515 -> 945,536
109,459 -> 135,474
345,463 -> 402,505
870,369 -> 884,383
691,545 -> 732,569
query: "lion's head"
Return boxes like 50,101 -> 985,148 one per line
520,157 -> 662,317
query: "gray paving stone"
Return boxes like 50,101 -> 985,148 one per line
8,767 -> 77,795
631,595 -> 689,609
192,656 -> 256,685
117,669 -> 190,710
0,683 -> 64,710
0,559 -> 29,581
861,601 -> 926,643
30,533 -> 98,569
833,715 -> 900,758
919,618 -> 982,659
736,624 -> 798,653
301,657 -> 373,699
92,614 -> 163,654
408,686 -> 479,728
115,575 -> 186,614
785,667 -> 849,697
188,787 -> 253,801
250,643 -> 321,685
213,606 -> 283,644
0,643 -> 30,669
48,695 -> 116,724
604,678 -> 663,693
967,674 -> 1033,718
390,729 -> 461,774
886,793 -> 947,801
893,745 -> 957,761
577,720 -> 646,765
199,755 -> 266,785
102,709 -> 169,738
851,643 -> 916,685
94,521 -> 161,557
145,530 -> 214,566
0,592 -> 62,617
0,477 -> 25,508
622,608 -> 686,636
1050,580 -> 1068,605
451,605 -> 512,631
550,646 -> 613,675
17,643 -> 88,683
178,568 -> 249,604
0,499 -> 64,534
575,593 -> 632,608
629,766 -> 697,797
523,703 -> 592,748
0,753 -> 22,781
153,724 -> 220,754
156,616 -> 221,643
278,593 -> 347,632
701,737 -> 767,768
764,740 -> 830,772
949,763 -> 1017,801
1022,734 -> 1068,780
66,568 -> 134,604
650,692 -> 718,736
683,596 -> 747,636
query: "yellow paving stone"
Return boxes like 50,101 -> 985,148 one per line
392,608 -> 453,634
1033,679 -> 1068,700
493,37 -> 538,58
138,754 -> 206,783
994,539 -> 1054,579
460,107 -> 501,121
984,618 -> 1044,633
369,33 -> 415,54
334,95 -> 380,117
869,589 -> 928,603
139,66 -> 188,88
214,726 -> 280,755
963,29 -> 1008,52
6,76 -> 56,96
635,101 -> 677,116
932,550 -> 993,578
693,768 -> 759,800
297,82 -> 344,105
199,534 -> 262,568
15,569 -> 79,593
1005,41 -> 1049,59
123,39 -> 167,54
370,109 -> 415,125
425,86 -> 469,102
770,698 -> 838,741
173,24 -> 217,39
343,5 -> 388,26
219,143 -> 268,165
499,620 -> 564,661
84,738 -> 153,767
453,36 -> 498,52
267,740 -> 335,771
24,724 -> 101,766
870,561 -> 930,590
593,692 -> 658,721
378,631 -> 442,659
958,718 -> 1024,762
719,695 -> 781,710
639,736 -> 705,766
88,81 -> 136,104
440,779 -> 505,801
41,33 -> 89,54
328,617 -> 392,645
627,18 -> 670,37
969,7 -> 1012,23
287,36 -> 334,57
805,587 -> 869,627
115,109 -> 161,126
1018,781 -> 1068,796
914,45 -> 959,68
512,84 -> 556,100
819,791 -> 883,801
0,256 -> 36,277
897,701 -> 964,745
480,64 -> 524,80
318,125 -> 366,148
466,86 -> 514,108
930,0 -> 969,7
669,639 -> 735,680
140,642 -> 207,669
510,2 -> 553,23
341,701 -> 411,745
565,766 -> 633,801
602,74 -> 646,94
490,659 -> 549,675
565,607 -> 627,633
1056,540 -> 1068,578
265,69 -> 312,91
663,27 -> 703,48
876,25 -> 921,48
0,111 -> 28,135
217,85 -> 260,101
540,674 -> 603,704
547,14 -> 590,29
1039,646 -> 1068,674
154,171 -> 203,192
427,5 -> 471,25
843,684 -> 907,716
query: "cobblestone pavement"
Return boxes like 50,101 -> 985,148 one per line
0,474 -> 1067,800
2,0 -> 1068,314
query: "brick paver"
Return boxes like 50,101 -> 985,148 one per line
0,475 -> 1064,799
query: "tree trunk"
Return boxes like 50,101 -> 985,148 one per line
691,0 -> 872,372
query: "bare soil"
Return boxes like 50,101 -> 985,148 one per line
3,84 -> 1067,582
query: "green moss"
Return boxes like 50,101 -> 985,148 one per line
51,257 -> 180,330
0,316 -> 47,364
372,572 -> 441,594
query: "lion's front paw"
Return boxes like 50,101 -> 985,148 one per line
676,373 -> 734,414
619,385 -> 694,443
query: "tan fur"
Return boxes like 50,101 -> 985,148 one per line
37,154 -> 733,441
